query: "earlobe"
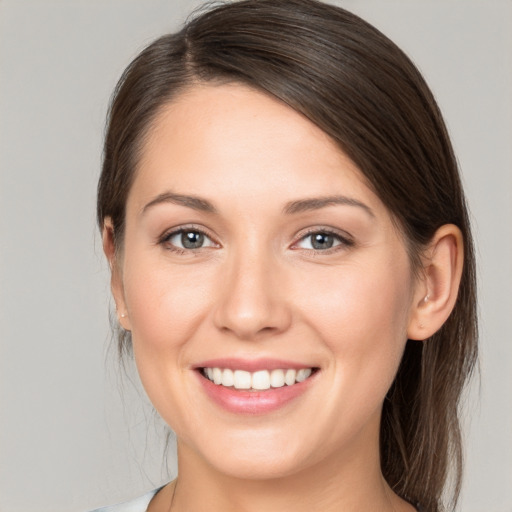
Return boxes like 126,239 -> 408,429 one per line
407,224 -> 464,341
102,218 -> 132,331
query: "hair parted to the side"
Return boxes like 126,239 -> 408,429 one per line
97,1 -> 478,510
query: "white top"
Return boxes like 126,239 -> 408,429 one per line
90,487 -> 162,512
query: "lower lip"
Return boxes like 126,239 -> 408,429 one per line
197,371 -> 315,415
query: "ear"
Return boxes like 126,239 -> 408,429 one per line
407,224 -> 464,341
102,218 -> 132,331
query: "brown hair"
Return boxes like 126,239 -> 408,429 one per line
97,1 -> 478,509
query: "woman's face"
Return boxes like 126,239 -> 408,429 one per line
112,83 -> 420,479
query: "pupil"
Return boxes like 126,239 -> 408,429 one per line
182,231 -> 204,249
312,233 -> 333,250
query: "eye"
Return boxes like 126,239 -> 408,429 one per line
163,229 -> 217,250
295,230 -> 352,251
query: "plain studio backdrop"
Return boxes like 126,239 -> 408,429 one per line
0,1 -> 511,511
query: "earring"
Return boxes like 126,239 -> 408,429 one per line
120,313 -> 127,318
423,294 -> 430,303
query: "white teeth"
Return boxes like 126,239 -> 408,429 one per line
270,369 -> 285,388
284,369 -> 296,386
252,370 -> 271,390
203,367 -> 313,389
233,370 -> 252,389
222,368 -> 234,387
213,367 -> 222,385
296,368 -> 312,382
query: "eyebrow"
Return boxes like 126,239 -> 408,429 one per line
141,192 -> 217,215
141,192 -> 374,218
283,195 -> 375,217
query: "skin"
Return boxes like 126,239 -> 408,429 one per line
103,83 -> 463,512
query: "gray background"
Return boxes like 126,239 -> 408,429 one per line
1,1 -> 511,511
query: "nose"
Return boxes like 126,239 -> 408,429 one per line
213,249 -> 292,340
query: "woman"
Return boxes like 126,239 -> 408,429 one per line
95,0 -> 477,511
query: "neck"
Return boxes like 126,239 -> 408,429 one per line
169,435 -> 399,512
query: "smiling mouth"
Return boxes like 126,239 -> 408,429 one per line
201,367 -> 317,391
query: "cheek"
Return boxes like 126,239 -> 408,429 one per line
122,253 -> 215,353
297,256 -> 413,386
120,252 -> 217,428
290,259 -> 414,448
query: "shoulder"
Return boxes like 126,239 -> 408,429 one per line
88,487 -> 163,512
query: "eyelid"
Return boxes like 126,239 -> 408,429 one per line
291,226 -> 354,251
157,224 -> 220,250
156,224 -> 353,253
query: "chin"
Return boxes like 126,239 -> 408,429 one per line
179,425 -> 316,481
207,452 -> 309,481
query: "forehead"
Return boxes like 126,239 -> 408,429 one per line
129,83 -> 385,216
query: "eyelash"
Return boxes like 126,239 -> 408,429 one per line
292,228 -> 354,253
158,226 -> 354,254
158,225 -> 218,255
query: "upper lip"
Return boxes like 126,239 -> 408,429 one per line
193,358 -> 316,372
